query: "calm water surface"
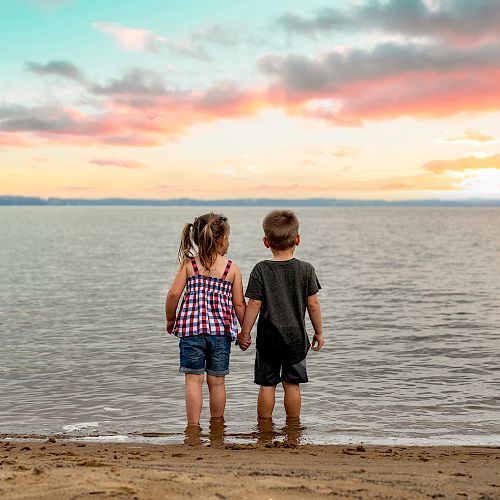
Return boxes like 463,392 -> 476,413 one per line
0,207 -> 499,445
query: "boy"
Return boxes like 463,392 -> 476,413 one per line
238,210 -> 324,420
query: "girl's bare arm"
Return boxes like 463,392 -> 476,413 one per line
165,264 -> 187,333
237,299 -> 261,350
231,265 -> 246,326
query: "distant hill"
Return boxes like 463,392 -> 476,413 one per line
1,195 -> 499,207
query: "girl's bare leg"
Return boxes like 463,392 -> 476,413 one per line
282,381 -> 301,418
257,385 -> 276,419
185,374 -> 204,424
207,375 -> 226,418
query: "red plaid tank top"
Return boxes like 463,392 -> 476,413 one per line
173,258 -> 238,339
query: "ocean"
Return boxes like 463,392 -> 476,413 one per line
1,206 -> 499,445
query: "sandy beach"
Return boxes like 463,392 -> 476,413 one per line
1,440 -> 499,499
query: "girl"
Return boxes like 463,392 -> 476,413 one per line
165,213 -> 246,426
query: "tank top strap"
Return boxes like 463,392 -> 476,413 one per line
191,258 -> 200,276
221,260 -> 232,280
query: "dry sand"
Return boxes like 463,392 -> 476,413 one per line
1,440 -> 499,499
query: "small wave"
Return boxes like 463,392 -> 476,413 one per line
103,407 -> 123,412
63,422 -> 99,432
78,435 -> 130,443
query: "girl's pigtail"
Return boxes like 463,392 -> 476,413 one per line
178,223 -> 194,264
198,222 -> 216,270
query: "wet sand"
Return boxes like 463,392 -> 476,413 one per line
1,439 -> 499,499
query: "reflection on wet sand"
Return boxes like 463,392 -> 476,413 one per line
209,417 -> 225,447
184,417 -> 304,446
282,416 -> 303,445
184,424 -> 202,445
226,418 -> 304,446
256,417 -> 276,444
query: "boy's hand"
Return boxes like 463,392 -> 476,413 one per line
311,333 -> 324,351
166,319 -> 175,334
237,332 -> 252,351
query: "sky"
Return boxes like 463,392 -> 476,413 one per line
1,0 -> 500,200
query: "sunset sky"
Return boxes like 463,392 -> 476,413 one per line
1,0 -> 500,200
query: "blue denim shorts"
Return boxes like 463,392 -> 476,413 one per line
179,334 -> 232,376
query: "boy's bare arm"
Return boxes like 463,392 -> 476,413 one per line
231,265 -> 246,326
237,299 -> 261,351
165,265 -> 187,333
307,294 -> 324,351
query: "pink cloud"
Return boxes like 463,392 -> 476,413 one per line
89,158 -> 148,169
0,133 -> 33,148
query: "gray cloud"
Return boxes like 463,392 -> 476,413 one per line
168,43 -> 211,62
0,104 -> 72,132
258,41 -> 500,94
91,68 -> 172,96
278,7 -> 350,35
0,104 -> 110,135
195,82 -> 247,110
277,0 -> 500,43
26,61 -> 175,97
188,23 -> 243,46
26,60 -> 86,82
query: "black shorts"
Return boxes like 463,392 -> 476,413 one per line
254,350 -> 308,386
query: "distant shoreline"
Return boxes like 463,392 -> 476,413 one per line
1,196 -> 500,207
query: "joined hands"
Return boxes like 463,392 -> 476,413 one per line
237,332 -> 252,351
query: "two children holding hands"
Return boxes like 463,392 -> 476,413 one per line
166,210 -> 324,426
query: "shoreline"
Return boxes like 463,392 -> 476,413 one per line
3,431 -> 500,448
1,440 -> 499,499
3,428 -> 500,448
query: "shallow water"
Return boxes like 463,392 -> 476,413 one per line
1,207 -> 499,445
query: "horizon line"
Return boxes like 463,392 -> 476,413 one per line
1,195 -> 500,207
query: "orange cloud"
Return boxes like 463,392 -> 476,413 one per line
246,174 -> 459,193
333,147 -> 359,158
443,130 -> 497,144
423,153 -> 500,173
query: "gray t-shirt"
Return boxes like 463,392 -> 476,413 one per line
245,258 -> 321,364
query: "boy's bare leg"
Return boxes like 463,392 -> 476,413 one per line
183,423 -> 202,445
283,381 -> 301,418
258,385 -> 276,418
207,375 -> 226,418
185,374 -> 204,424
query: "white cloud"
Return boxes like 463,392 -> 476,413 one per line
93,22 -> 167,53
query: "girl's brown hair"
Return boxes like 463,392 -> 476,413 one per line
178,212 -> 229,270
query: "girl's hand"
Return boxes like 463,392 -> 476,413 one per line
237,332 -> 252,351
166,319 -> 175,334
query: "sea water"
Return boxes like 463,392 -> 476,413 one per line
1,207 -> 499,445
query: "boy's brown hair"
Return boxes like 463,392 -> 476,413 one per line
262,210 -> 299,250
